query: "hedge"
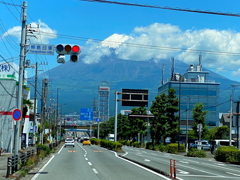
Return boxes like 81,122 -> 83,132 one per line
215,146 -> 240,163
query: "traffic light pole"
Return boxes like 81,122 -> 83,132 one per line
114,91 -> 118,142
14,1 -> 27,156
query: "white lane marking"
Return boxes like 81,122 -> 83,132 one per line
85,158 -> 88,161
31,155 -> 55,180
93,168 -> 98,174
177,163 -> 220,176
179,161 -> 189,164
144,159 -> 151,162
122,152 -> 128,156
214,163 -> 225,166
113,152 -> 171,180
178,169 -> 189,174
184,159 -> 199,163
88,162 -> 92,166
226,172 -> 240,177
58,145 -> 64,154
136,153 -> 142,156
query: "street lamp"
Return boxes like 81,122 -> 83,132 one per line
56,88 -> 61,143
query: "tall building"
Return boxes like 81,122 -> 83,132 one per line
158,59 -> 220,135
98,81 -> 110,122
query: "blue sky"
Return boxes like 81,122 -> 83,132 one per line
1,0 -> 240,82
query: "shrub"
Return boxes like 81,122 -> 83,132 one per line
215,146 -> 240,163
100,140 -> 123,151
132,142 -> 141,148
91,138 -> 101,145
158,144 -> 168,152
126,141 -> 131,146
37,144 -> 50,155
167,143 -> 185,154
187,148 -> 206,158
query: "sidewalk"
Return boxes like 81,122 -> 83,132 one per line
0,146 -> 36,179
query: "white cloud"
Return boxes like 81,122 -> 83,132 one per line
83,23 -> 240,76
1,20 -> 57,44
81,40 -> 111,64
232,69 -> 240,77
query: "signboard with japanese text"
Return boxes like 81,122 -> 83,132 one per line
29,44 -> 54,55
80,108 -> 93,121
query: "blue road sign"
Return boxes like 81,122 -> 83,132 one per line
96,118 -> 101,122
80,108 -> 93,121
29,44 -> 54,55
12,109 -> 21,121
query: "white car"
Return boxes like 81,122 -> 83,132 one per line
64,138 -> 75,147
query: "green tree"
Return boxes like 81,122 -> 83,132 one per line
150,93 -> 168,144
208,126 -> 229,141
117,113 -> 131,140
166,88 -> 179,143
192,103 -> 208,139
129,107 -> 148,143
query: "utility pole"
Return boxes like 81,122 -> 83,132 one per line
41,78 -> 48,144
14,1 -> 27,156
230,95 -> 232,146
33,62 -> 38,146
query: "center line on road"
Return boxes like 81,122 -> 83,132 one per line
93,168 -> 98,174
226,172 -> 240,177
85,158 -> 88,160
88,162 -> 92,166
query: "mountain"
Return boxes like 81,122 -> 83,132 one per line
33,55 -> 239,116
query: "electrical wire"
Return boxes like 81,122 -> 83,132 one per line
39,31 -> 240,57
79,0 -> 240,17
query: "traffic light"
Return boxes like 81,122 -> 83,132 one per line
55,44 -> 81,63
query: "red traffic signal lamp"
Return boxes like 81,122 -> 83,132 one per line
56,44 -> 81,63
56,44 -> 81,55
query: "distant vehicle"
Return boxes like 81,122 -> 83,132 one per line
210,139 -> 236,154
82,138 -> 91,146
190,140 -> 211,150
64,138 -> 75,147
108,134 -> 114,141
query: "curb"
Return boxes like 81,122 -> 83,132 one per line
118,155 -> 170,178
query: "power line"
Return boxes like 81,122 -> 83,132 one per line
79,0 -> 240,17
39,31 -> 240,57
0,1 -> 21,7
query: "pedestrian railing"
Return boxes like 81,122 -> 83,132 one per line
6,149 -> 35,178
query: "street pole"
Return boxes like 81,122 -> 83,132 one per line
230,95 -> 232,146
97,111 -> 100,139
114,91 -> 118,142
57,88 -> 60,142
186,105 -> 188,152
33,62 -> 38,146
14,1 -> 27,156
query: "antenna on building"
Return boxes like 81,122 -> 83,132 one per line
198,53 -> 202,71
199,53 -> 202,65
171,57 -> 174,81
161,64 -> 164,85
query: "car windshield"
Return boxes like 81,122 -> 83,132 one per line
66,139 -> 73,142
84,138 -> 89,141
202,142 -> 208,145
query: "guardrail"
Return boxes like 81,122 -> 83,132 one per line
6,150 -> 35,178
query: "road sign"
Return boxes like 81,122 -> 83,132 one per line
96,118 -> 101,122
12,109 -> 22,121
80,108 -> 93,121
29,44 -> 54,55
197,124 -> 203,132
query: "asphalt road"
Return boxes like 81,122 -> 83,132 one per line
29,143 -> 171,180
120,146 -> 240,180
